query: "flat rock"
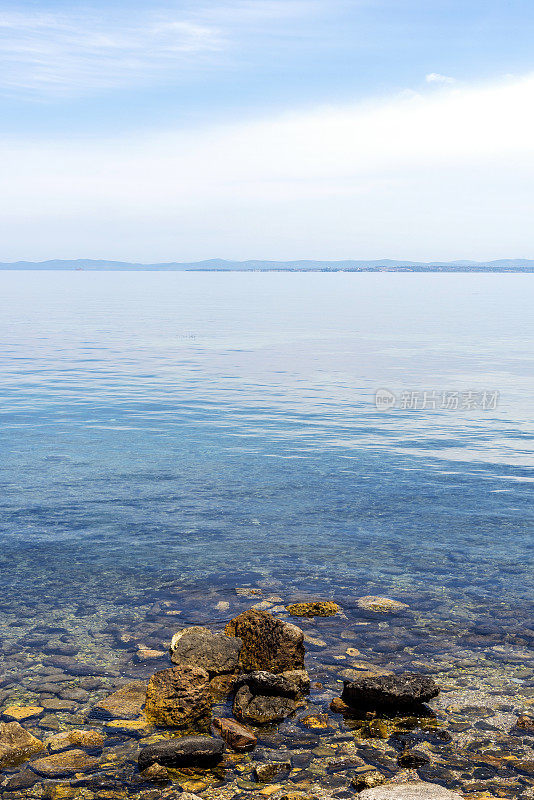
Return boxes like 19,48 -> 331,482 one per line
358,780 -> 464,799
211,717 -> 257,751
144,665 -> 212,728
170,626 -> 242,676
105,718 -> 153,737
91,680 -> 147,720
30,748 -> 100,777
342,674 -> 439,710
356,596 -> 409,613
225,609 -> 305,673
0,721 -> 45,769
286,602 -> 340,617
138,735 -> 224,771
46,729 -> 105,752
2,706 -> 43,722
139,762 -> 170,781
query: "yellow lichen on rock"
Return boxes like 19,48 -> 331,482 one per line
286,601 -> 340,617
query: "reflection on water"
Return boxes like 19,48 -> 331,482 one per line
0,272 -> 533,796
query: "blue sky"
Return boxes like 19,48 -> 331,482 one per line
1,0 -> 534,260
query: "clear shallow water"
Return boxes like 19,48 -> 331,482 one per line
1,271 -> 532,601
1,272 -> 534,797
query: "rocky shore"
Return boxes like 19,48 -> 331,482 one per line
0,591 -> 533,800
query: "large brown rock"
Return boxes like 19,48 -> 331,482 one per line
170,626 -> 242,676
225,609 -> 304,673
0,721 -> 44,769
144,666 -> 212,729
91,680 -> 147,720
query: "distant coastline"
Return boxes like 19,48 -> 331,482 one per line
1,258 -> 534,272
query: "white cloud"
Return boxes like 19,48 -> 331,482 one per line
425,72 -> 456,85
1,73 -> 534,260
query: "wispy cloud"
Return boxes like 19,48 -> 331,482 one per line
0,2 -> 323,96
426,72 -> 456,85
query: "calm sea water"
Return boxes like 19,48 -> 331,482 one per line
1,271 -> 533,608
1,271 -> 533,796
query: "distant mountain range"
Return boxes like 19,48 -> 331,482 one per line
1,258 -> 534,272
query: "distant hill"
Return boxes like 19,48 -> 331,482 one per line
1,258 -> 534,272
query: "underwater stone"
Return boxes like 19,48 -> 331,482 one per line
0,721 -> 45,769
225,609 -> 305,673
358,780 -> 464,799
254,760 -> 292,782
356,597 -> 409,613
235,670 -> 309,699
46,729 -> 105,752
2,706 -> 43,722
30,748 -> 100,777
91,680 -> 147,720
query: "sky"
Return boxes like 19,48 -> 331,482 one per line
1,0 -> 534,262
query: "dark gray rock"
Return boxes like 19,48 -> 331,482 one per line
235,670 -> 308,699
169,627 -> 242,676
138,736 -> 225,771
342,673 -> 439,710
233,684 -> 299,724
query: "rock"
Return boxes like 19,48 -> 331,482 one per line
330,697 -> 351,714
135,648 -> 167,662
300,713 -> 329,729
512,715 -> 534,734
211,717 -> 257,751
144,665 -> 212,728
398,749 -> 431,767
170,626 -> 242,676
139,762 -> 170,782
233,684 -> 300,724
137,735 -> 224,771
1,768 -> 41,790
46,729 -> 105,752
342,674 -> 439,710
236,670 -> 309,699
209,673 -> 238,698
0,721 -> 45,769
286,602 -> 340,617
356,596 -> 408,613
352,771 -> 387,791
225,609 -> 305,673
235,587 -> 262,597
30,749 -> 100,777
40,698 -> 76,712
358,781 -> 464,799
104,718 -> 153,737
91,680 -> 147,720
254,761 -> 292,782
2,706 -> 43,722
